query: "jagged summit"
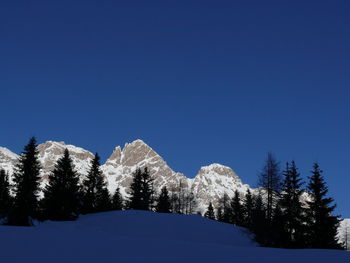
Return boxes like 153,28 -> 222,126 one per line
103,139 -> 189,197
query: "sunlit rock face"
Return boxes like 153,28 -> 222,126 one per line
102,139 -> 190,197
36,141 -> 95,186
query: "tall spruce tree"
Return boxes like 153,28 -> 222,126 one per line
129,168 -> 142,209
219,193 -> 232,223
243,189 -> 254,229
0,169 -> 11,218
112,187 -> 124,210
204,202 -> 215,220
7,137 -> 41,226
231,190 -> 245,226
270,203 -> 287,247
156,186 -> 171,213
280,161 -> 306,248
258,153 -> 281,223
129,167 -> 154,211
82,153 -> 111,213
42,149 -> 81,221
305,163 -> 341,249
251,193 -> 269,246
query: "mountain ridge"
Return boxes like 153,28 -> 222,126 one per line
0,139 -> 249,212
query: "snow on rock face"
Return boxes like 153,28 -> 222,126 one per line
102,139 -> 190,197
37,141 -> 94,185
191,163 -> 251,212
0,147 -> 19,176
338,218 -> 350,249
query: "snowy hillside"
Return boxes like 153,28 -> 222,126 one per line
0,211 -> 348,263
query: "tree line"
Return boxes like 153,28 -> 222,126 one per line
0,138 -> 345,250
203,153 -> 343,250
0,137 -> 182,225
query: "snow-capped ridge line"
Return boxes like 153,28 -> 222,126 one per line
1,139 -> 250,213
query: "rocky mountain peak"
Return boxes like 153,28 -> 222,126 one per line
197,163 -> 241,181
102,139 -> 189,196
191,163 -> 250,211
37,141 -> 94,185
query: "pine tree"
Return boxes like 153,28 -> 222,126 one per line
156,186 -> 171,213
96,188 -> 112,212
42,149 -> 81,221
7,137 -> 41,226
280,161 -> 306,248
112,187 -> 124,210
251,193 -> 269,246
82,153 -> 111,213
270,203 -> 287,247
0,169 -> 12,218
129,167 -> 154,211
219,193 -> 232,223
243,189 -> 254,228
216,207 -> 223,222
305,163 -> 341,249
129,168 -> 143,209
258,153 -> 281,223
204,202 -> 215,220
231,190 -> 245,226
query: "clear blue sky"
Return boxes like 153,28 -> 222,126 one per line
0,0 -> 349,217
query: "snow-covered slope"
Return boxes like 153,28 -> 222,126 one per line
0,211 -> 348,263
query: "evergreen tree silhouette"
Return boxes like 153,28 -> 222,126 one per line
204,202 -> 215,220
112,187 -> 124,210
258,153 -> 281,223
129,168 -> 143,209
243,189 -> 254,229
216,207 -> 223,222
7,137 -> 41,226
156,186 -> 171,213
270,203 -> 287,247
305,163 -> 341,249
251,193 -> 269,245
0,169 -> 12,219
231,190 -> 245,226
280,161 -> 306,248
129,167 -> 154,210
220,193 -> 232,223
42,149 -> 81,221
82,153 -> 111,213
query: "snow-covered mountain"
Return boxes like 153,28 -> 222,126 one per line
1,139 -> 349,236
0,139 -> 250,212
191,163 -> 251,211
37,141 -> 94,187
101,139 -> 190,197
